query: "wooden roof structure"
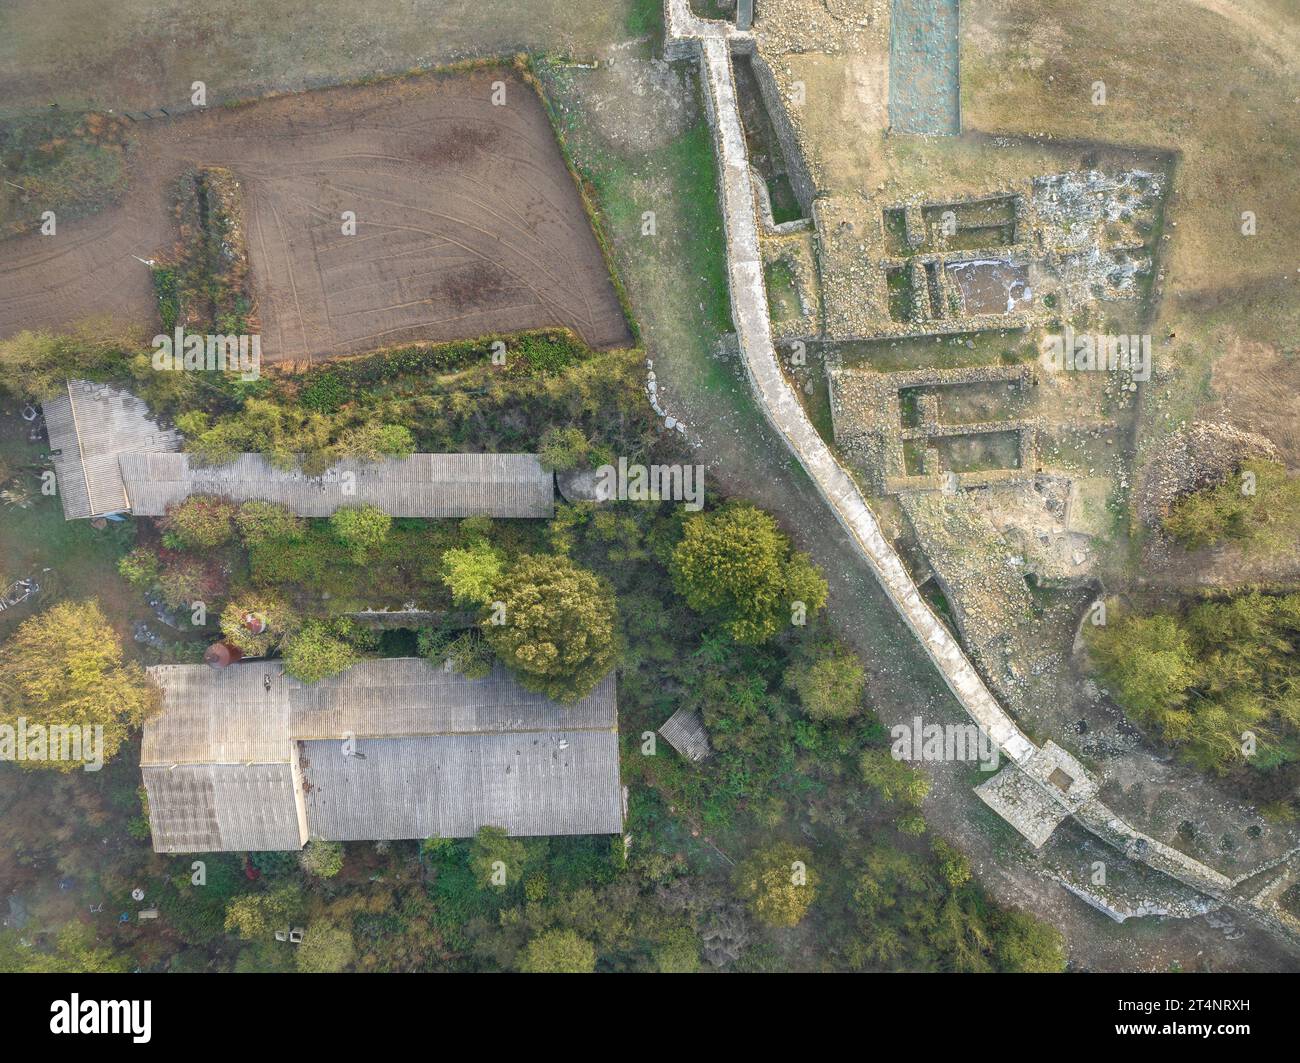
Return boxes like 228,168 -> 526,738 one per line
141,659 -> 623,852
659,707 -> 712,763
119,452 -> 554,518
41,380 -> 181,520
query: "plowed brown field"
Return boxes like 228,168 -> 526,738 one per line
0,69 -> 630,361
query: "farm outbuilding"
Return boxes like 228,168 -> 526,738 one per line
658,707 -> 712,763
140,659 -> 623,852
41,380 -> 182,520
119,451 -> 554,518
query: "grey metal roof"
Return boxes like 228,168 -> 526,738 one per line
141,660 -> 622,852
120,452 -> 554,518
658,707 -> 712,762
142,763 -> 307,853
301,731 -> 622,841
42,380 -> 181,520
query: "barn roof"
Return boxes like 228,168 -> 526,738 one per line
119,451 -> 554,518
41,380 -> 181,520
141,660 -> 622,852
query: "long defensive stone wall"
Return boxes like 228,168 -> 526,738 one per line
660,2 -> 1300,941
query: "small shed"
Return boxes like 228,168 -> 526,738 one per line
659,707 -> 712,763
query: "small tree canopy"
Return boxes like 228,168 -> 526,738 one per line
520,929 -> 596,973
296,923 -> 355,973
235,500 -> 304,546
1163,459 -> 1300,552
160,494 -> 238,549
859,747 -> 930,807
282,619 -> 359,683
440,540 -> 504,606
330,504 -> 392,563
298,839 -> 345,879
219,592 -> 299,656
469,825 -> 525,889
786,644 -> 866,721
538,425 -> 590,472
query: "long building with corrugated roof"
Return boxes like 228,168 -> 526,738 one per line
140,659 -> 623,852
42,380 -> 554,519
119,451 -> 553,518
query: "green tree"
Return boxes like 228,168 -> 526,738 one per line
3,921 -> 132,973
235,500 -> 304,546
859,748 -> 930,807
786,643 -> 866,721
0,323 -> 139,400
440,540 -> 504,606
670,502 -> 828,644
653,927 -> 701,973
157,558 -> 214,611
223,885 -> 303,940
0,600 -> 158,772
1087,613 -> 1196,741
117,547 -> 160,588
446,630 -> 494,679
520,929 -> 597,973
469,826 -> 526,889
335,422 -> 415,463
299,840 -> 345,879
1164,459 -> 1300,552
1090,593 -> 1300,773
296,923 -> 355,973
484,554 -> 621,702
993,910 -> 1067,973
330,504 -> 392,563
932,839 -> 972,889
282,620 -> 359,683
734,842 -> 819,928
538,425 -> 590,471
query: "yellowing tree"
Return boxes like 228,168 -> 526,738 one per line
0,600 -> 158,772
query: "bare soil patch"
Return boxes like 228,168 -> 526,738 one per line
0,70 -> 630,362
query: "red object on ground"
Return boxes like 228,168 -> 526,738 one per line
204,642 -> 244,669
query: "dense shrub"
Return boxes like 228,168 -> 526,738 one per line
329,505 -> 392,563
484,554 -> 621,702
1164,459 -> 1300,551
282,619 -> 360,683
1088,592 -> 1300,772
160,494 -> 238,549
218,592 -> 299,656
786,643 -> 866,721
538,425 -> 589,471
671,502 -> 828,644
235,501 -> 304,546
439,540 -> 503,606
118,547 -> 160,588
